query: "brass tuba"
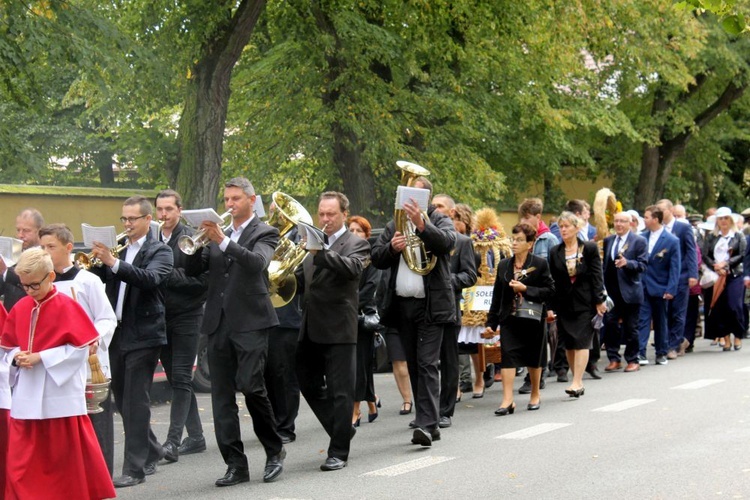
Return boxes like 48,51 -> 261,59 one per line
74,231 -> 130,270
395,160 -> 437,276
266,192 -> 313,307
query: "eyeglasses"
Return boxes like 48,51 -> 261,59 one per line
19,274 -> 50,291
120,215 -> 147,224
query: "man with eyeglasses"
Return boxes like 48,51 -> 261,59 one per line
89,196 -> 173,488
0,208 -> 45,310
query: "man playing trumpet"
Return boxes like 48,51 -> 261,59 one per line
89,196 -> 174,488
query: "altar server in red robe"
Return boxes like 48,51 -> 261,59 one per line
0,248 -> 115,500
0,303 -> 8,496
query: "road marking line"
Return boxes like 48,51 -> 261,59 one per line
671,379 -> 724,390
361,456 -> 456,477
495,423 -> 571,440
734,367 -> 750,373
592,398 -> 656,412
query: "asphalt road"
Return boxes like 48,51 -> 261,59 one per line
112,338 -> 750,499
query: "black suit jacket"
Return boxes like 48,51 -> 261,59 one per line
0,268 -> 25,311
371,206 -> 457,326
92,232 -> 174,352
297,229 -> 370,344
486,254 -> 555,329
548,239 -> 606,314
201,217 -> 280,335
162,222 -> 208,317
449,233 -> 478,326
602,232 -> 648,305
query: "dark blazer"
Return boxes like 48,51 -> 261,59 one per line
0,268 -> 25,311
486,253 -> 555,329
745,234 -> 750,281
371,206 -> 457,326
602,232 -> 648,304
162,222 -> 208,317
449,233 -> 478,326
201,217 -> 280,335
669,220 -> 698,282
548,239 -> 606,313
358,263 -> 381,318
702,231 -> 747,278
297,229 -> 370,344
640,229 -> 681,297
92,231 -> 174,352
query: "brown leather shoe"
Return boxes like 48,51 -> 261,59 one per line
624,362 -> 640,372
604,361 -> 622,372
677,339 -> 689,356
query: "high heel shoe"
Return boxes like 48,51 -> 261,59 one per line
734,343 -> 742,351
494,402 -> 516,416
376,396 -> 382,408
456,393 -> 462,403
353,413 -> 361,427
527,402 -> 541,411
399,402 -> 413,415
565,387 -> 585,398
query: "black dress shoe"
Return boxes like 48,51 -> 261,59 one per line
411,428 -> 432,447
144,461 -> 157,476
438,416 -> 452,428
263,447 -> 286,483
431,429 -> 441,442
585,365 -> 602,380
408,419 -> 418,429
178,436 -> 207,455
320,457 -> 347,471
280,434 -> 296,444
215,467 -> 250,487
162,441 -> 179,463
556,370 -> 569,383
113,475 -> 145,488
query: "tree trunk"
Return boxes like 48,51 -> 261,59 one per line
95,149 -> 115,186
174,0 -> 267,209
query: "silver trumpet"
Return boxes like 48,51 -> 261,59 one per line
178,210 -> 233,255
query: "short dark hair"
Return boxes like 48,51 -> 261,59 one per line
564,199 -> 585,216
645,205 -> 663,224
156,189 -> 183,208
414,176 -> 433,197
512,223 -> 537,242
225,177 -> 255,197
38,223 -> 74,245
124,195 -> 153,216
518,198 -> 543,218
320,191 -> 349,213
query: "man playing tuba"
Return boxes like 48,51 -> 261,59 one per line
371,170 -> 456,448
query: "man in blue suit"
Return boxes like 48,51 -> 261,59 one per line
638,205 -> 681,365
602,212 -> 648,372
656,200 -> 698,358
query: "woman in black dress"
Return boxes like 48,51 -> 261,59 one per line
548,212 -> 607,397
484,224 -> 555,415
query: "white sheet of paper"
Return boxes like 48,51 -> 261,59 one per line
181,209 -> 226,228
0,237 -> 22,266
82,224 -> 118,248
395,186 -> 430,211
298,221 -> 327,251
254,195 -> 266,218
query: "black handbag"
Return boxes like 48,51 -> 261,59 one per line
358,312 -> 381,332
513,295 -> 544,322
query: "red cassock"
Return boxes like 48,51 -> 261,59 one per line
1,288 -> 115,500
0,303 -> 8,497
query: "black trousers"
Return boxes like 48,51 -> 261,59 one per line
90,391 -> 114,477
265,326 -> 301,441
110,330 -> 162,479
395,297 -> 444,432
297,336 -> 356,460
604,301 -> 641,364
684,294 -> 700,346
207,316 -> 282,469
439,324 -> 460,418
354,327 -> 376,403
161,311 -> 204,446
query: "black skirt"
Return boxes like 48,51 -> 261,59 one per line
499,315 -> 546,368
557,310 -> 595,350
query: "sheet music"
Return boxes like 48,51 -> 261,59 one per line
254,195 -> 266,218
181,209 -> 226,228
82,224 -> 118,248
298,221 -> 327,251
0,237 -> 22,266
395,186 -> 430,211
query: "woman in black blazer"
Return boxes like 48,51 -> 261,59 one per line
548,212 -> 607,398
484,224 -> 555,415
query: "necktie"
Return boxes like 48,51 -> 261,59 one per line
613,237 -> 621,260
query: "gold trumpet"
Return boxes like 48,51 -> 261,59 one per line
178,210 -> 233,255
395,160 -> 437,275
74,231 -> 130,270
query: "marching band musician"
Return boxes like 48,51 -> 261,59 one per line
154,190 -> 208,462
39,224 -> 118,475
0,248 -> 115,499
198,177 -> 286,487
295,192 -> 370,471
371,176 -> 457,447
0,208 -> 45,311
89,196 -> 174,488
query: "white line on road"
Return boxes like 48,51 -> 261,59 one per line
671,379 -> 724,390
361,456 -> 456,477
734,367 -> 750,373
592,398 -> 656,412
495,423 -> 571,440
